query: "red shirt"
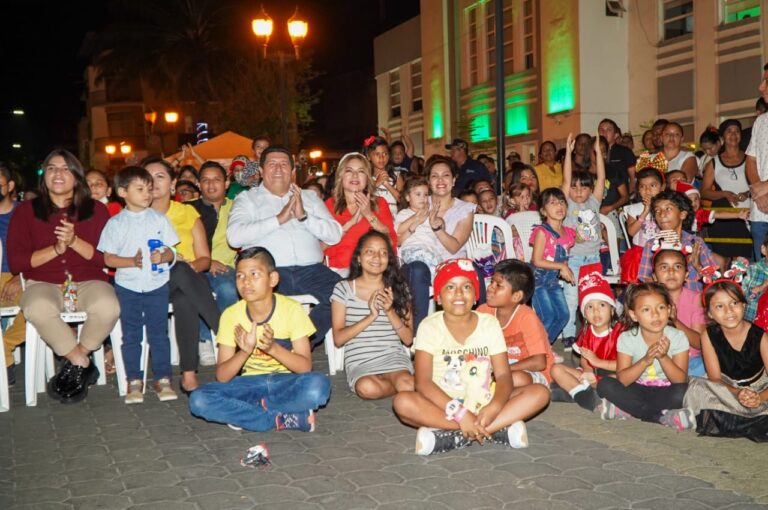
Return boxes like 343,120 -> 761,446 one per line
8,200 -> 109,284
575,323 -> 621,379
106,201 -> 122,217
323,196 -> 397,269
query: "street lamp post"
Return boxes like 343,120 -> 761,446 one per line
252,6 -> 308,150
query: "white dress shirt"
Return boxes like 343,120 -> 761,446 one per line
227,185 -> 342,267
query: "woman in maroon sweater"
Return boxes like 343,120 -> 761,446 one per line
8,150 -> 119,403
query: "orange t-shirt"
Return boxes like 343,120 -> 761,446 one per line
477,303 -> 554,383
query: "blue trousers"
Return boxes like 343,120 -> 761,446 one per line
403,260 -> 487,332
751,221 -> 768,261
189,372 -> 331,431
200,268 -> 239,342
532,283 -> 569,344
276,264 -> 340,348
115,283 -> 171,380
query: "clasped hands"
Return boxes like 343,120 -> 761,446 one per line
277,184 -> 307,224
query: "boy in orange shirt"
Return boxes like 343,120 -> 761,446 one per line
478,259 -> 554,388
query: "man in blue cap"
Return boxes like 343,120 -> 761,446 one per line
445,138 -> 492,195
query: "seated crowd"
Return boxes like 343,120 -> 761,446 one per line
3,106 -> 768,455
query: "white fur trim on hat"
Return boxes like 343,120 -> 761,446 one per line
580,293 -> 616,316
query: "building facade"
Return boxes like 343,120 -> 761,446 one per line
374,0 -> 765,164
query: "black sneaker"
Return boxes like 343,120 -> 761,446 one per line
59,363 -> 99,404
415,428 -> 472,455
46,361 -> 76,401
489,421 -> 528,449
562,336 -> 576,352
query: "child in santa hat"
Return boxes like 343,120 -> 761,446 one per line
550,263 -> 621,411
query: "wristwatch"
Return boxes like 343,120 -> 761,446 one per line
297,214 -> 308,222
431,223 -> 443,232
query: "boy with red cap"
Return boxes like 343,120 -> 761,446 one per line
393,259 -> 550,455
550,263 -> 620,411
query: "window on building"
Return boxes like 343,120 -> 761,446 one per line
411,60 -> 422,112
486,0 -> 514,81
523,0 -> 535,69
107,111 -> 140,137
663,0 -> 694,40
722,0 -> 760,23
389,70 -> 401,119
468,7 -> 479,86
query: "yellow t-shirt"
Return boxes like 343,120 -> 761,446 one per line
166,201 -> 200,262
414,311 -> 506,399
211,199 -> 236,268
534,162 -> 563,191
216,293 -> 316,376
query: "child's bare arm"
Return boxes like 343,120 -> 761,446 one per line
331,300 -> 377,347
581,347 -> 617,371
508,353 -> 546,372
616,351 -> 653,386
593,133 -> 606,200
104,250 -> 142,269
413,350 -> 453,409
216,324 -> 255,382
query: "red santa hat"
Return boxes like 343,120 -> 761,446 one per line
673,181 -> 699,197
433,258 -> 480,302
578,263 -> 615,315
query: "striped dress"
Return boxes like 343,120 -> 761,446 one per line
331,280 -> 413,390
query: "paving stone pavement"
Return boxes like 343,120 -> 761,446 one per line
3,348 -> 768,510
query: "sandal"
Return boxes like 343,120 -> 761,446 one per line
104,349 -> 116,375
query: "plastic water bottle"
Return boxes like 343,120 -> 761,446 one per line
148,239 -> 164,273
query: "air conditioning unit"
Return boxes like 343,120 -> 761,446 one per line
606,0 -> 627,17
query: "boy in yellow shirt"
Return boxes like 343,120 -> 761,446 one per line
189,247 -> 331,431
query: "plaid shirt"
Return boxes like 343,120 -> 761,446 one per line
743,260 -> 768,321
638,231 -> 718,291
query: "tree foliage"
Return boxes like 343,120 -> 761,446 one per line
93,0 -> 318,146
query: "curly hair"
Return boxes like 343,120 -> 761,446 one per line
651,189 -> 694,232
347,231 -> 412,324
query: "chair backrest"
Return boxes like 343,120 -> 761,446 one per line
618,209 -> 631,247
505,211 -> 542,262
466,214 -> 516,260
600,213 -> 621,283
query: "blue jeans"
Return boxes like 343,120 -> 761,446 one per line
532,283 -> 569,344
276,264 -> 341,348
200,268 -> 239,342
115,283 -> 171,380
563,254 -> 600,338
402,260 -> 487,332
189,372 -> 331,431
751,221 -> 768,261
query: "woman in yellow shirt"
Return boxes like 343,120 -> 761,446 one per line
534,141 -> 563,191
144,157 -> 221,394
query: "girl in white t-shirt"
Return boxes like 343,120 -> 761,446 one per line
392,259 -> 549,455
596,282 -> 690,428
395,177 -> 442,271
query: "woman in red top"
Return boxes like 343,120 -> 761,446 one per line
8,150 -> 119,403
323,152 -> 396,275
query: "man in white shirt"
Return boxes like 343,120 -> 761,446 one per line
746,62 -> 768,260
227,146 -> 342,346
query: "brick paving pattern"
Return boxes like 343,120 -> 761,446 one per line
3,349 -> 767,509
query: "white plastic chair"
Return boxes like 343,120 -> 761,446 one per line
25,311 -> 110,406
505,211 -> 542,262
467,214 -> 515,261
619,210 -> 631,247
0,305 -> 21,412
600,214 -> 621,284
288,295 -> 343,375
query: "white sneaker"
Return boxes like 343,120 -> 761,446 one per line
198,341 -> 216,366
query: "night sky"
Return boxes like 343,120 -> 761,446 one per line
0,0 -> 419,182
